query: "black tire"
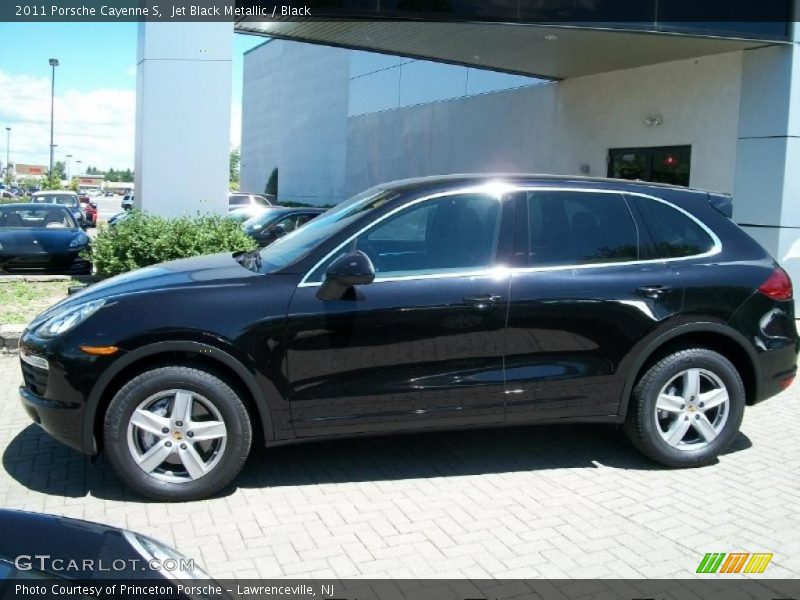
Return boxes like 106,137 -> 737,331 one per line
624,348 -> 745,468
104,366 -> 252,501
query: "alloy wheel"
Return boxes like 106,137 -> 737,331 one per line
654,368 -> 730,450
126,389 -> 227,483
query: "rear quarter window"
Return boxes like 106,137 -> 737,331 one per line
631,196 -> 716,259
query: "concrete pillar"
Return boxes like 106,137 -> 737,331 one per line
733,22 -> 800,308
134,23 -> 232,216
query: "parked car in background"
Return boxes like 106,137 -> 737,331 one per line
0,203 -> 91,274
225,205 -> 272,224
228,192 -> 273,212
78,194 -> 98,227
0,190 -> 16,199
121,193 -> 134,211
104,190 -> 114,197
243,206 -> 324,246
0,509 -> 213,588
16,175 -> 799,501
31,190 -> 85,227
107,211 -> 131,228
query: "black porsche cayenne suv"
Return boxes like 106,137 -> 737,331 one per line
18,175 -> 798,501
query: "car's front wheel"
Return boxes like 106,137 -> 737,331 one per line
104,366 -> 252,501
624,348 -> 745,467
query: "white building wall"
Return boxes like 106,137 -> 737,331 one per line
552,51 -> 743,193
240,40 -> 351,205
241,40 -> 540,204
135,23 -> 232,216
347,51 -> 540,117
346,51 -> 743,196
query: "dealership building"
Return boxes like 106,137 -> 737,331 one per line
134,4 -> 800,298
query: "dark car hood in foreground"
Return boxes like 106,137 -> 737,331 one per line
0,228 -> 83,253
0,509 -> 143,579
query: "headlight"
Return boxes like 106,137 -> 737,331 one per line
69,233 -> 89,248
123,531 -> 211,580
37,299 -> 105,338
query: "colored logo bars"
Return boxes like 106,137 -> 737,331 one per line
697,553 -> 773,574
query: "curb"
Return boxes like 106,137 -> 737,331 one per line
0,324 -> 24,353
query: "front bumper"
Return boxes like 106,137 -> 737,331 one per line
0,251 -> 91,275
19,384 -> 88,454
17,339 -> 109,455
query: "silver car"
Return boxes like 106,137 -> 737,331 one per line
228,192 -> 273,212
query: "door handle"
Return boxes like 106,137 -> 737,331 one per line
463,294 -> 505,309
636,285 -> 674,300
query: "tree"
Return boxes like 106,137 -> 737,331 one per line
52,161 -> 66,183
105,168 -> 118,182
120,168 -> 133,183
229,147 -> 240,188
68,178 -> 80,192
265,167 -> 278,198
86,165 -> 100,175
40,169 -> 61,190
19,176 -> 38,190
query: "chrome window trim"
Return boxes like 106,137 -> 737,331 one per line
297,185 -> 722,288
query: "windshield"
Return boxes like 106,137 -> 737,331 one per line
258,187 -> 395,272
32,194 -> 78,207
0,206 -> 76,229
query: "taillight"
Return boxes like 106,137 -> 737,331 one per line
758,267 -> 793,301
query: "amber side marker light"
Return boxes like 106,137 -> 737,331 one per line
79,345 -> 119,356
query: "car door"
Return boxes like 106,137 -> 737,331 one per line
504,189 -> 684,422
285,191 -> 511,437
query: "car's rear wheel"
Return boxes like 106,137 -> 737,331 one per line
104,366 -> 252,501
624,348 -> 745,467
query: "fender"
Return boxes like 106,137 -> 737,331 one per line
82,340 -> 275,453
616,321 -> 761,420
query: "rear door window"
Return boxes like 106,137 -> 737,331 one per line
629,196 -> 716,259
522,190 -> 639,267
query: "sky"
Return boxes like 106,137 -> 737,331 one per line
0,23 -> 263,174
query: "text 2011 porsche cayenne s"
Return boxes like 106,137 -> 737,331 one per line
18,175 -> 799,501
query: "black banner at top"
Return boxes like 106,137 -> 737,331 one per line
0,0 -> 796,31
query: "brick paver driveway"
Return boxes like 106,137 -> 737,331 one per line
1,354 -> 798,579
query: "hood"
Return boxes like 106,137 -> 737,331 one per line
0,228 -> 85,253
34,252 -> 262,323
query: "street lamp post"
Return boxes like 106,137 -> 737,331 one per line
66,154 -> 72,181
48,58 -> 59,180
4,127 -> 9,184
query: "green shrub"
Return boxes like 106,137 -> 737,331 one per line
86,212 -> 257,277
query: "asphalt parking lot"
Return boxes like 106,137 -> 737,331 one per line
1,353 -> 798,579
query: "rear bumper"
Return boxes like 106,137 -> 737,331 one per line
729,293 -> 800,404
753,343 -> 798,404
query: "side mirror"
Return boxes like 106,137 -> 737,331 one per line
317,251 -> 375,301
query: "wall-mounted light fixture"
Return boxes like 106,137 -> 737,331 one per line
644,115 -> 663,127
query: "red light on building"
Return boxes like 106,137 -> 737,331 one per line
663,154 -> 678,167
